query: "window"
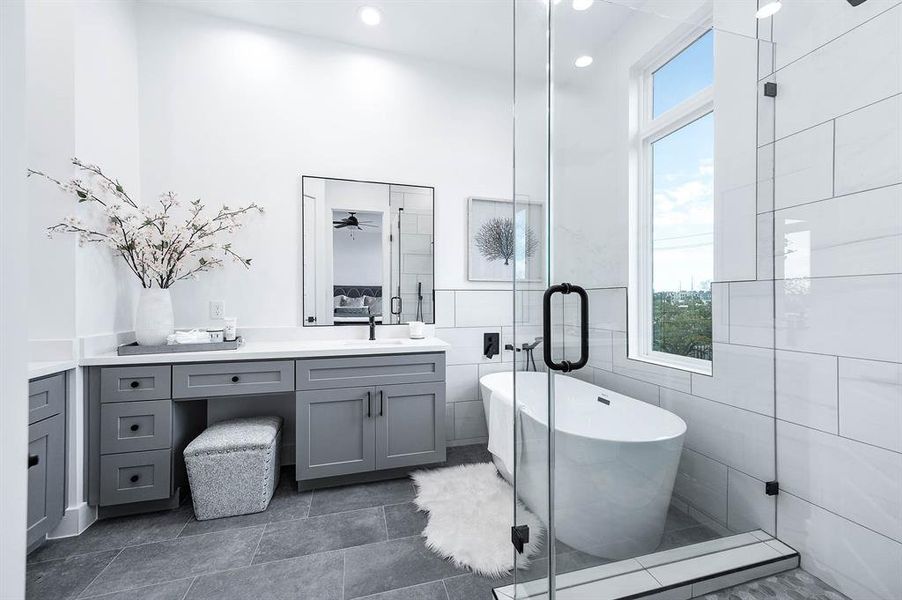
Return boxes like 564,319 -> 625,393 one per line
631,29 -> 714,375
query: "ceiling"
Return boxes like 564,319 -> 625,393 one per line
147,0 -> 516,73
144,0 -> 709,80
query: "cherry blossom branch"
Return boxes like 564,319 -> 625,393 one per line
28,159 -> 262,289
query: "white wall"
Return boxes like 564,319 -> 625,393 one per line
333,226 -> 383,287
1,0 -> 29,596
73,0 -> 142,338
23,0 -> 143,543
26,0 -> 141,343
135,4 -> 516,330
26,1 -> 77,341
130,4 -> 534,446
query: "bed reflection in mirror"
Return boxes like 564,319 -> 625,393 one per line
302,176 -> 434,326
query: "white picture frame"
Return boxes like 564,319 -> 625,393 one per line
467,196 -> 544,282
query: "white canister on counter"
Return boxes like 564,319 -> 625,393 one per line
408,321 -> 425,339
223,317 -> 238,342
208,328 -> 224,343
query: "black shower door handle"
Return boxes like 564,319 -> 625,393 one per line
543,283 -> 589,373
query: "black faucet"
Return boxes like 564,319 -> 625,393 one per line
369,315 -> 376,341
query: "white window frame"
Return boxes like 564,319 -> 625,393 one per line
629,26 -> 714,376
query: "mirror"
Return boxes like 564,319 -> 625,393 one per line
302,177 -> 434,326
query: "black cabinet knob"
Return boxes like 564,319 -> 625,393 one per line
28,455 -> 39,468
130,474 -> 139,483
231,375 -> 240,383
130,381 -> 140,389
130,424 -> 139,432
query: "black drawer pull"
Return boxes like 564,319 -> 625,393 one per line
130,474 -> 140,483
231,375 -> 240,383
28,455 -> 39,468
130,380 -> 140,389
130,423 -> 140,432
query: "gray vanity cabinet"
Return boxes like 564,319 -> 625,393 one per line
295,353 -> 446,483
296,386 -> 376,479
27,374 -> 66,549
88,365 -> 205,510
375,383 -> 445,470
29,373 -> 65,425
172,360 -> 294,399
85,351 -> 447,507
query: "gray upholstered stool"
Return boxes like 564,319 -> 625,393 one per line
184,416 -> 282,521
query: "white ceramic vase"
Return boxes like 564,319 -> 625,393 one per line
135,287 -> 174,346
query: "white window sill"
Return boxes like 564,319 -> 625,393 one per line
627,352 -> 713,377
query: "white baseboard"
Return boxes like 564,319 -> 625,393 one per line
48,501 -> 97,539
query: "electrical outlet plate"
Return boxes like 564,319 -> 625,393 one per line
209,300 -> 224,319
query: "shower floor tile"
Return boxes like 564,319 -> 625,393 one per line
699,568 -> 851,600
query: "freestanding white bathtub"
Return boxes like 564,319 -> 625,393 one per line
479,371 -> 686,559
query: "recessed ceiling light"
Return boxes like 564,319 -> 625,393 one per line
358,5 -> 382,26
755,1 -> 782,18
574,55 -> 593,68
573,0 -> 594,10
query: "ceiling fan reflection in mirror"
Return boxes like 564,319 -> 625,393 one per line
332,211 -> 377,230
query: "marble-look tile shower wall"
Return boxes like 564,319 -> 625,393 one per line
763,3 -> 902,599
552,2 -> 900,599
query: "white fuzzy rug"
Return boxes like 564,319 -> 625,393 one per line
411,462 -> 545,578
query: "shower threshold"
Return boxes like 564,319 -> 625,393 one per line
493,530 -> 799,600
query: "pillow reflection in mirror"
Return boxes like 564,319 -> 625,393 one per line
333,295 -> 347,308
342,296 -> 365,308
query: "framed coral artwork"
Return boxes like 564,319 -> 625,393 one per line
467,196 -> 544,282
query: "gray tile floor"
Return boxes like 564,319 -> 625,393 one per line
25,444 -> 744,600
701,568 -> 850,600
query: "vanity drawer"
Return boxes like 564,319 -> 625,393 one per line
172,360 -> 294,399
99,449 -> 171,506
101,366 -> 171,403
296,353 -> 445,390
29,373 -> 65,424
101,400 -> 172,454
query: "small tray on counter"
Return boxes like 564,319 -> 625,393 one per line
117,337 -> 243,356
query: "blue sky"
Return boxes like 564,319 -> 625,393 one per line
651,31 -> 714,293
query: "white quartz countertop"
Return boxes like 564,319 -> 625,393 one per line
79,337 -> 449,366
28,360 -> 77,380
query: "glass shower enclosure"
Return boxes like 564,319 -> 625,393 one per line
504,1 -> 778,597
